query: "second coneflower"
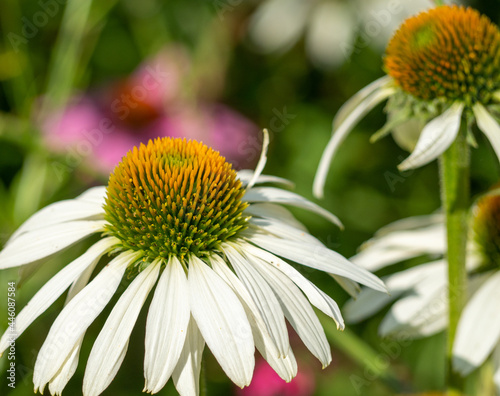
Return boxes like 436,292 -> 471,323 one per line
314,5 -> 500,198
0,136 -> 385,396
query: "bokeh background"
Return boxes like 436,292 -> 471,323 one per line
0,0 -> 499,395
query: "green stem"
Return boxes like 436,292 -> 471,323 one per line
200,359 -> 207,396
440,121 -> 470,394
43,0 -> 93,111
434,0 -> 445,6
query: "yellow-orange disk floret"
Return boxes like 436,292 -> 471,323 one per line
384,5 -> 500,105
104,138 -> 248,260
472,192 -> 500,268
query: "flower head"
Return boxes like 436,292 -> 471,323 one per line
314,5 -> 500,198
0,137 -> 385,396
385,6 -> 500,105
343,188 -> 500,391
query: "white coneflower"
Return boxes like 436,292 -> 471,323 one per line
314,5 -> 500,198
0,136 -> 385,396
344,189 -> 500,391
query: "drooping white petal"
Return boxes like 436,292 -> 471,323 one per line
246,129 -> 270,190
144,257 -> 190,394
398,102 -> 464,171
379,268 -> 447,336
247,0 -> 309,54
0,237 -> 117,355
247,233 -> 387,293
334,75 -> 393,130
453,271 -> 500,375
172,317 -> 205,396
306,1 -> 356,68
0,220 -> 106,269
83,261 -> 160,396
330,275 -> 360,298
314,85 -> 395,198
248,252 -> 332,367
47,335 -> 84,396
210,254 -> 297,382
244,203 -> 306,231
473,103 -> 500,163
242,242 -> 344,329
351,223 -> 445,272
245,187 -> 342,228
49,245 -> 108,395
344,261 -> 444,323
375,214 -> 443,235
9,200 -> 105,243
238,171 -> 294,189
248,217 -> 322,247
188,255 -> 254,388
33,250 -> 139,393
222,244 -> 289,357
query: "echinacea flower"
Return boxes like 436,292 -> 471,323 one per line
42,47 -> 260,174
0,136 -> 385,396
344,189 -> 500,391
314,5 -> 500,198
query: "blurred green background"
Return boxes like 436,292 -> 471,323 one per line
0,0 -> 499,395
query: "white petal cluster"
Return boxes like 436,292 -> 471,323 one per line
0,169 -> 385,396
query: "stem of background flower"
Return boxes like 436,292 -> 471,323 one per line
43,0 -> 93,111
439,121 -> 470,394
433,0 -> 445,6
200,359 -> 207,396
320,316 -> 401,391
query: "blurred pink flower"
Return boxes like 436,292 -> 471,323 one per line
238,359 -> 315,396
41,46 -> 260,174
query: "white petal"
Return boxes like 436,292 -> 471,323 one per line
245,187 -> 342,228
493,344 -> 500,394
247,0 -> 309,54
0,237 -> 117,355
9,196 -> 105,243
83,261 -> 160,396
351,223 -> 445,272
76,186 -> 107,206
379,264 -> 447,334
314,85 -> 395,198
172,316 -> 205,396
248,217 -> 322,246
473,103 -> 500,163
209,254 -> 297,382
242,242 -> 344,329
144,257 -> 190,394
344,261 -> 444,323
221,244 -> 289,356
33,250 -> 139,393
245,203 -> 306,231
188,255 -> 254,387
330,275 -> 360,298
238,171 -> 294,189
246,233 -> 387,293
0,220 -> 106,269
246,129 -> 270,190
47,335 -> 83,396
453,271 -> 500,375
398,102 -> 464,171
334,76 -> 393,130
306,2 -> 355,68
247,251 -> 331,367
